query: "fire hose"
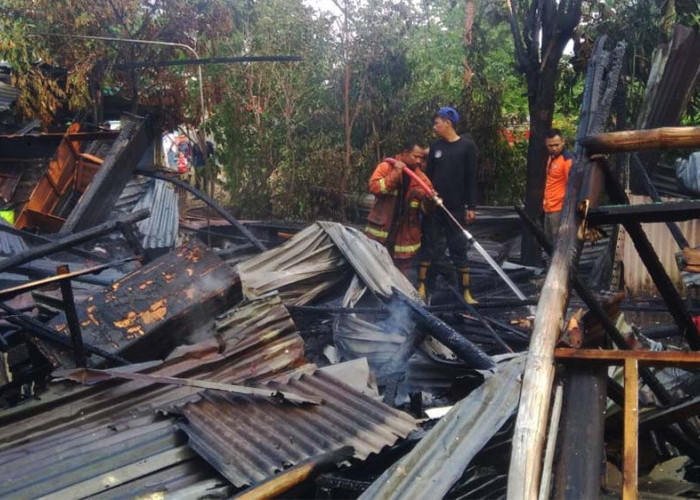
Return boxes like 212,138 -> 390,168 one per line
401,165 -> 530,305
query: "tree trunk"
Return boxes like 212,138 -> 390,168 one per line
521,66 -> 558,265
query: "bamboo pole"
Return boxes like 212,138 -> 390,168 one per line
507,36 -> 626,499
581,126 -> 700,154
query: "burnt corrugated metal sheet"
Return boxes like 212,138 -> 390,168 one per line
0,297 -> 305,498
113,177 -> 179,250
0,295 -> 303,448
359,354 -> 525,500
0,294 -> 417,498
621,194 -> 700,296
0,82 -> 19,112
236,223 -> 353,305
175,369 -> 418,487
0,414 -> 234,499
236,222 -> 420,306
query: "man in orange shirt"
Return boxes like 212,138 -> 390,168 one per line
542,129 -> 573,243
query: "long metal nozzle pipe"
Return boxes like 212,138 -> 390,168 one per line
402,166 -> 530,307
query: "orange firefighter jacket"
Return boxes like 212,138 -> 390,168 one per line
365,158 -> 434,259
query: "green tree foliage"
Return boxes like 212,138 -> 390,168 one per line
3,0 -> 683,224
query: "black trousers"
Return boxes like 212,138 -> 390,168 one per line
420,209 -> 470,268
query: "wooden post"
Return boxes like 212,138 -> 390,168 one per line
623,358 -> 639,500
56,265 -> 86,368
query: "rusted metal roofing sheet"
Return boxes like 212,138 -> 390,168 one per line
174,369 -> 418,487
236,222 -> 420,306
318,221 -> 420,301
359,354 -> 526,500
0,296 -> 303,448
0,414 -> 234,499
236,223 -> 353,305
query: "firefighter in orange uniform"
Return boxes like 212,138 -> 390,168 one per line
365,141 -> 434,281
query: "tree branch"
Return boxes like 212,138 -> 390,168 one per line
506,0 -> 528,71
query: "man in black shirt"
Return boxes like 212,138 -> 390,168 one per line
418,106 -> 479,303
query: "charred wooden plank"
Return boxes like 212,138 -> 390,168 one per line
553,366 -> 607,500
0,302 -> 128,365
56,265 -> 86,367
0,209 -> 149,274
33,240 -> 237,368
61,114 -> 151,233
0,223 -> 109,262
639,394 -> 700,431
587,200 -> 700,225
0,257 -> 138,301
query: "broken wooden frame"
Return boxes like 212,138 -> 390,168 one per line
512,130 -> 700,498
555,348 -> 700,500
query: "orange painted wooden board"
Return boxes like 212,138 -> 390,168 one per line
554,348 -> 700,367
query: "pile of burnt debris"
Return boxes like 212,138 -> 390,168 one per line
3,32 -> 700,500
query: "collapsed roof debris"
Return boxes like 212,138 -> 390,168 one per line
2,30 -> 700,500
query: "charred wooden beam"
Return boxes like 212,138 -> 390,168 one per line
392,288 -> 495,370
136,168 -> 267,252
0,209 -> 149,275
586,200 -> 700,225
639,394 -> 700,431
56,265 -> 86,368
117,221 -> 145,257
0,258 -> 138,301
631,153 -> 689,249
581,126 -> 700,154
37,240 -> 236,367
0,302 -> 129,365
61,114 -> 151,234
449,287 -> 513,353
553,366 -> 607,500
516,206 -> 684,408
599,160 -> 700,349
0,223 -> 109,262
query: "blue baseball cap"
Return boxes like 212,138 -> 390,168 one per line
436,106 -> 459,125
